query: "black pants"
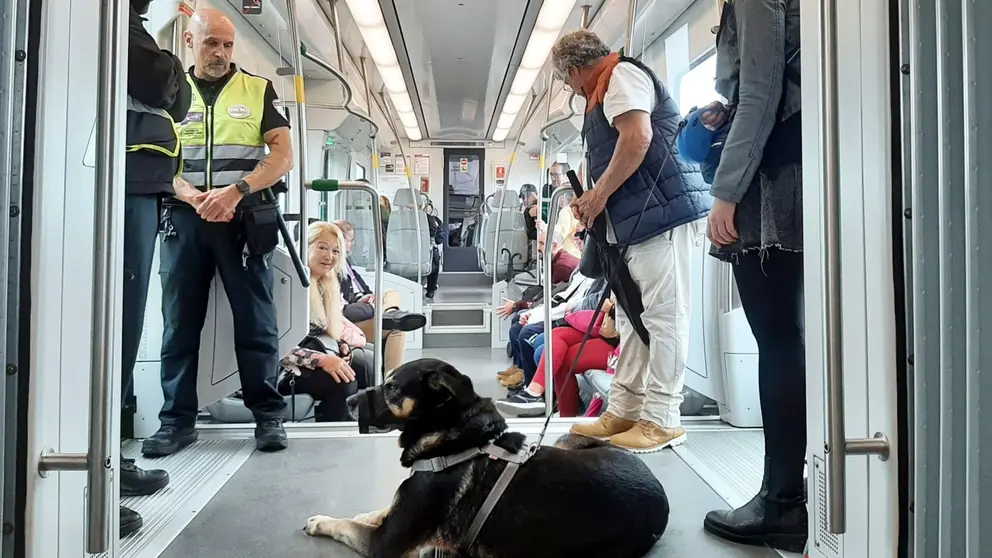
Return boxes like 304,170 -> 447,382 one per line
158,204 -> 286,427
426,247 -> 440,293
121,194 -> 161,407
732,249 -> 806,500
279,346 -> 372,421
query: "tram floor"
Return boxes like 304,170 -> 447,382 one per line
151,436 -> 786,558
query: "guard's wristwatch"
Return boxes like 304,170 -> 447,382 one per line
235,179 -> 251,195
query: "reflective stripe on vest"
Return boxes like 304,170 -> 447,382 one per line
126,96 -> 181,158
176,70 -> 268,189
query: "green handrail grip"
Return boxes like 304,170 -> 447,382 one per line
309,179 -> 340,192
300,42 -> 307,56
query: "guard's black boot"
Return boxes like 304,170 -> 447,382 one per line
141,426 -> 199,458
703,457 -> 808,552
255,418 -> 288,452
120,505 -> 143,538
120,457 -> 170,496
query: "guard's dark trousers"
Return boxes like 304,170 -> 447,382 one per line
156,204 -> 286,427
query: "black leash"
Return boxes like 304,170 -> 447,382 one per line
535,119 -> 687,446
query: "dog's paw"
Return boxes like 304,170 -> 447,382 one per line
304,515 -> 336,537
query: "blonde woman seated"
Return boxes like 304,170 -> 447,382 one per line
277,222 -> 373,422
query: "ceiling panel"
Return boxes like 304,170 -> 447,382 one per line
392,0 -> 531,140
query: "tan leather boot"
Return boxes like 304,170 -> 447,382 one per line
610,420 -> 687,454
570,412 -> 636,440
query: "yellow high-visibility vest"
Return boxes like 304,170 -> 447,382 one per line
176,69 -> 268,190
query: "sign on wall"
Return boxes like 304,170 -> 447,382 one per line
242,0 -> 262,15
413,154 -> 430,175
420,176 -> 430,193
494,163 -> 508,187
459,157 -> 469,172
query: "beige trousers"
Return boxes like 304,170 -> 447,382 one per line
355,289 -> 407,376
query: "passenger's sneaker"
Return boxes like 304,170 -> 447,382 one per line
610,420 -> 687,454
120,505 -> 143,538
570,412 -> 637,439
255,418 -> 288,452
381,310 -> 427,332
141,426 -> 199,458
120,458 -> 169,497
498,369 -> 524,387
495,391 -> 545,417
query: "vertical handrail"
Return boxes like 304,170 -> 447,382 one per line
624,0 -> 637,54
820,0 -> 891,533
537,71 -> 554,283
34,0 -> 129,551
542,187 -> 571,417
285,0 -> 309,265
309,180 -> 384,385
361,56 -> 379,187
490,93 -> 534,286
820,0 -> 846,533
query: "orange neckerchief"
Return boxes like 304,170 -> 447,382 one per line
582,53 -> 622,113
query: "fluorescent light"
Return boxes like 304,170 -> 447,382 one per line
503,93 -> 527,115
378,65 -> 407,93
497,111 -> 517,130
343,0 -> 422,141
492,0 -> 577,140
397,110 -> 418,128
391,94 -> 413,113
510,67 -> 540,95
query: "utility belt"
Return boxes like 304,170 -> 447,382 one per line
160,191 -> 280,257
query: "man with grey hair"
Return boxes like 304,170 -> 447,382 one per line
557,29 -> 712,453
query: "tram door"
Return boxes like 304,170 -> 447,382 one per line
804,0 -> 902,556
19,0 -> 127,555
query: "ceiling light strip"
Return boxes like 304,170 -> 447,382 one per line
343,0 -> 422,141
493,0 -> 578,141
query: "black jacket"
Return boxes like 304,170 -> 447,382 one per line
126,7 -> 191,196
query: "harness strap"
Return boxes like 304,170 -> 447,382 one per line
464,460 -> 520,549
409,447 -> 484,473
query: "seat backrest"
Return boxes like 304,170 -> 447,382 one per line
385,207 -> 432,279
393,187 -> 418,207
482,208 -> 528,277
338,191 -> 377,267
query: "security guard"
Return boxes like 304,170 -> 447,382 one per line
121,0 -> 191,538
142,7 -> 292,458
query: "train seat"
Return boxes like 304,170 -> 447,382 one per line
385,189 -> 432,279
481,190 -> 528,278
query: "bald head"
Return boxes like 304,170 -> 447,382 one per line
185,8 -> 236,80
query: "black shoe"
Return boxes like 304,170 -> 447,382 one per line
495,390 -> 545,417
120,505 -> 143,538
425,290 -> 436,300
141,426 -> 199,458
120,458 -> 170,497
255,418 -> 288,452
381,310 -> 427,332
703,493 -> 808,552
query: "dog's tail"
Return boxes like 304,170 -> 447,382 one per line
553,433 -> 612,451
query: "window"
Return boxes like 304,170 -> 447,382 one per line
353,162 -> 366,181
676,53 -> 723,115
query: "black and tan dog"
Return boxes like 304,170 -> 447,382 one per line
304,358 -> 670,557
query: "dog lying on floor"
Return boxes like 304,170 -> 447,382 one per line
304,358 -> 670,558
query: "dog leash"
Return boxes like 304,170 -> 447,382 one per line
410,441 -> 539,552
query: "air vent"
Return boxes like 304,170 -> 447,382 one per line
409,140 -> 506,149
813,457 -> 843,556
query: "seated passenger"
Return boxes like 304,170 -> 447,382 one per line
278,222 -> 371,421
499,268 -> 605,388
497,299 -> 620,417
333,220 -> 427,375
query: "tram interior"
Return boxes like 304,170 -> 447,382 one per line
115,0 -> 796,556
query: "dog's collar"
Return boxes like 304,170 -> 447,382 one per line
409,441 -> 537,473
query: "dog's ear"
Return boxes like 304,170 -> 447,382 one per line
426,363 -> 477,406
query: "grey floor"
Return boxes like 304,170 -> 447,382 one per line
160,437 -> 778,558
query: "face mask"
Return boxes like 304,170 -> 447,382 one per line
348,387 -> 408,434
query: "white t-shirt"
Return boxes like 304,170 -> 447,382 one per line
603,62 -> 657,126
600,62 -> 657,243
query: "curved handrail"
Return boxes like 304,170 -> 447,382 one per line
541,186 -> 572,416
301,48 -> 380,139
308,179 -> 385,386
539,92 -> 580,142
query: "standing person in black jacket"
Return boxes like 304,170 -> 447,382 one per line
120,0 -> 194,538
